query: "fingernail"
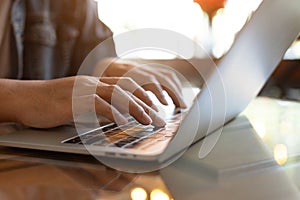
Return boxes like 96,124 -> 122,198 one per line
142,112 -> 152,124
177,94 -> 187,108
180,100 -> 187,108
117,115 -> 128,125
161,94 -> 169,105
117,118 -> 128,125
153,115 -> 166,127
151,104 -> 159,112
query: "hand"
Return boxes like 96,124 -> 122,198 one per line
8,76 -> 165,128
95,58 -> 187,108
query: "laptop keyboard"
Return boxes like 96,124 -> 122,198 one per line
63,113 -> 182,150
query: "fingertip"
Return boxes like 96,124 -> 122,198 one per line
179,99 -> 188,109
151,104 -> 159,112
148,109 -> 166,127
110,109 -> 128,125
141,112 -> 152,125
116,115 -> 129,125
152,116 -> 166,127
172,93 -> 187,109
158,94 -> 169,105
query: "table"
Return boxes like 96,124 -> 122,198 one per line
0,97 -> 299,200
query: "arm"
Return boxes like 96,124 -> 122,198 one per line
0,79 -> 21,123
0,78 -> 73,127
0,76 -> 165,128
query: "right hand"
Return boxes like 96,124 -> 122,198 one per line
95,58 -> 187,108
11,76 -> 165,128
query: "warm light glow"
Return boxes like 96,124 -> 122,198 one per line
291,41 -> 300,57
97,0 -> 209,59
253,123 -> 266,138
211,9 -> 235,58
96,0 -> 266,59
96,0 -> 211,59
211,0 -> 263,58
150,189 -> 170,200
285,40 -> 300,59
273,144 -> 288,166
131,187 -> 148,200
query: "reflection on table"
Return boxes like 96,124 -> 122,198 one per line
0,148 -> 172,200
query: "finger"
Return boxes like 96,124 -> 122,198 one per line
163,84 -> 186,108
143,67 -> 183,95
94,94 -> 128,125
133,88 -> 159,112
141,68 -> 187,108
129,93 -> 166,127
128,99 -> 153,125
161,78 -> 187,108
127,70 -> 169,105
72,94 -> 128,125
96,84 -> 152,125
159,69 -> 183,93
144,72 -> 187,108
100,77 -> 158,111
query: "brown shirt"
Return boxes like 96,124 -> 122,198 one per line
0,0 -> 115,80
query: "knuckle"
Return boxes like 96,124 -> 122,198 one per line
92,94 -> 99,100
103,105 -> 112,115
123,77 -> 135,85
169,71 -> 177,78
113,84 -> 122,92
123,77 -> 132,82
106,84 -> 120,93
136,106 -> 145,117
163,69 -> 176,78
148,75 -> 157,82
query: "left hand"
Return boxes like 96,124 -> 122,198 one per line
95,58 -> 187,108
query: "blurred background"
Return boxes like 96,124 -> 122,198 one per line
96,0 -> 300,60
95,0 -> 300,102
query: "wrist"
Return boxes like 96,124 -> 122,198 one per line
0,79 -> 21,123
0,79 -> 47,124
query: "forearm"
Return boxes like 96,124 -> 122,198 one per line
0,79 -> 20,123
0,76 -> 166,128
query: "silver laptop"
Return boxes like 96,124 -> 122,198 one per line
0,0 -> 299,167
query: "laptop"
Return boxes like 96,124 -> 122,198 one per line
0,0 -> 299,170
